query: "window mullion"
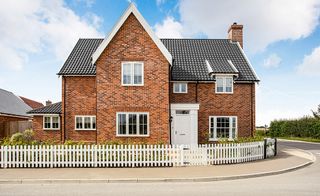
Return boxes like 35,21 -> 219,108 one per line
50,116 -> 53,129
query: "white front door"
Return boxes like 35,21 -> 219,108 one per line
173,111 -> 192,145
171,104 -> 200,145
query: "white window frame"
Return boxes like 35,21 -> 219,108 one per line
43,115 -> 60,130
116,112 -> 149,137
215,75 -> 234,94
173,83 -> 188,93
208,116 -> 237,141
75,115 -> 96,131
121,61 -> 144,86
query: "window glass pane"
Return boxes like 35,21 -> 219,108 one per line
216,78 -> 224,92
209,117 -> 214,139
84,117 -> 91,129
118,114 -> 126,135
52,116 -> 59,129
44,117 -> 51,129
92,117 -> 96,129
129,114 -> 137,135
226,77 -> 233,92
134,63 -> 142,84
216,117 -> 230,138
139,114 -> 148,135
123,63 -> 132,84
173,83 -> 180,93
176,110 -> 189,115
76,117 -> 83,129
231,117 -> 236,138
180,83 -> 187,92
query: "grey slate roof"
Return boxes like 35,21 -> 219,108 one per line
27,102 -> 62,114
58,39 -> 103,75
207,59 -> 239,74
162,39 -> 258,81
58,38 -> 259,81
0,88 -> 32,117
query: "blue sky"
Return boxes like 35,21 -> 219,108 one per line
0,0 -> 320,126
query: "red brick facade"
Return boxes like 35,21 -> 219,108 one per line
32,116 -> 61,143
170,82 -> 255,144
95,13 -> 170,144
62,76 -> 97,143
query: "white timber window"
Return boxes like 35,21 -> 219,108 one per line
209,116 -> 237,141
173,83 -> 188,93
43,115 -> 60,130
121,62 -> 144,86
116,112 -> 149,136
75,116 -> 96,130
215,76 -> 233,93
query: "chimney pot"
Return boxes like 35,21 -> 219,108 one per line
46,100 -> 52,106
228,22 -> 243,48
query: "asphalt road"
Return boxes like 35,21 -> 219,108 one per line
0,140 -> 319,196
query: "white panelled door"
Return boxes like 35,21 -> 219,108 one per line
174,111 -> 192,145
171,104 -> 200,145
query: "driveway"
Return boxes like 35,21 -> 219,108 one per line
0,140 -> 319,196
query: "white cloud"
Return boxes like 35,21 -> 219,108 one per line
156,0 -> 166,6
297,46 -> 320,76
0,0 -> 102,70
263,53 -> 282,68
158,0 -> 320,52
154,16 -> 183,38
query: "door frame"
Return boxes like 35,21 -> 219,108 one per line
170,103 -> 200,145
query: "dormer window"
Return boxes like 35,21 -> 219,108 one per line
215,76 -> 233,93
121,62 -> 144,86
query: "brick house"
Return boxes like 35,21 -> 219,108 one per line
28,4 -> 259,145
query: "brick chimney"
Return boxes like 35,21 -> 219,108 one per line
228,22 -> 243,48
46,100 -> 52,106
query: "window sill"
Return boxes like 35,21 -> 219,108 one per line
75,129 -> 96,131
116,134 -> 150,137
209,138 -> 235,142
43,128 -> 60,131
173,92 -> 188,94
215,92 -> 233,94
121,84 -> 144,87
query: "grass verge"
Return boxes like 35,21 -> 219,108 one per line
279,137 -> 320,143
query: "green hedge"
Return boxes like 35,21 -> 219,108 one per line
269,117 -> 320,138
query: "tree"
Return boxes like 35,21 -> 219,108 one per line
312,104 -> 320,119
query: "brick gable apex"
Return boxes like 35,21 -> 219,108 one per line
92,3 -> 172,65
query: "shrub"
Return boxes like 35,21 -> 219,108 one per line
269,117 -> 320,139
1,129 -> 37,145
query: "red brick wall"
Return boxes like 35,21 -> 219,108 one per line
170,82 -> 255,143
63,76 -> 97,143
95,13 -> 170,144
32,116 -> 61,143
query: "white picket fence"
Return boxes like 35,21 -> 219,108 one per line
0,142 -> 265,168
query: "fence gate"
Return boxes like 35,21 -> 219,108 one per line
182,146 -> 207,166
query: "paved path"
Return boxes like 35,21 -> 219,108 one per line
0,140 -> 319,196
